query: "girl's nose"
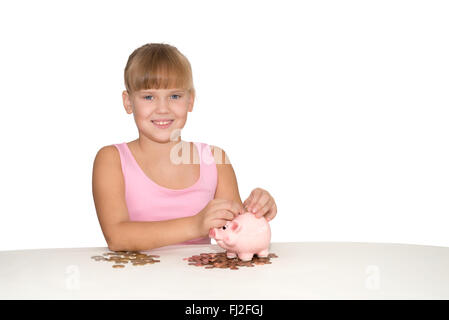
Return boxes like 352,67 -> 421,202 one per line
153,98 -> 171,111
209,228 -> 215,238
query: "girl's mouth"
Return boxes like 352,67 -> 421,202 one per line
151,119 -> 174,129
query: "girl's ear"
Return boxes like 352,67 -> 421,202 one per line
122,90 -> 133,114
187,90 -> 195,112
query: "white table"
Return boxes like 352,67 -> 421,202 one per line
1,242 -> 448,299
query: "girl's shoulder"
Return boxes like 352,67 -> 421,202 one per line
94,144 -> 120,161
93,144 -> 123,172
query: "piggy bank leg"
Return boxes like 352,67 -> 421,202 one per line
226,251 -> 237,259
238,253 -> 254,262
256,249 -> 269,258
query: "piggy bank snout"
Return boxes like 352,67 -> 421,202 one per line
209,228 -> 215,238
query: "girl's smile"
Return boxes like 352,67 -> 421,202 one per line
151,119 -> 174,129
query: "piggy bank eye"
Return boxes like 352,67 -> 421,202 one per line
222,226 -> 227,230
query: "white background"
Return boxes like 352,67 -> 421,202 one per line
0,0 -> 447,251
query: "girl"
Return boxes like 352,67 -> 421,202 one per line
92,43 -> 277,251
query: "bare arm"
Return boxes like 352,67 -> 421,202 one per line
92,145 -> 202,251
211,145 -> 244,206
106,218 -> 201,251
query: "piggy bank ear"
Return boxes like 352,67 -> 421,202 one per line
230,221 -> 241,233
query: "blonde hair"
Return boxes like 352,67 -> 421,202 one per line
124,43 -> 195,97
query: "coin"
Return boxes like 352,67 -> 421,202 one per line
91,250 -> 161,268
91,256 -> 106,261
184,251 -> 278,270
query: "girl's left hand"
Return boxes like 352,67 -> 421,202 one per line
243,187 -> 277,221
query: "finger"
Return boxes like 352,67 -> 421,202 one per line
243,196 -> 252,210
256,198 -> 273,218
218,209 -> 236,221
264,202 -> 277,221
233,201 -> 245,216
225,200 -> 243,217
247,189 -> 262,212
252,192 -> 270,216
245,189 -> 257,208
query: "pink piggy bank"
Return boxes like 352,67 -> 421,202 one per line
208,211 -> 271,261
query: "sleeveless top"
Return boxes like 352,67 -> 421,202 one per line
113,141 -> 217,245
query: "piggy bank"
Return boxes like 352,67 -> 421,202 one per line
208,211 -> 271,261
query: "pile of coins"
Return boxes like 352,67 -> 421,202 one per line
183,252 -> 278,270
91,251 -> 160,268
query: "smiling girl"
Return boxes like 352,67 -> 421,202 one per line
92,43 -> 277,251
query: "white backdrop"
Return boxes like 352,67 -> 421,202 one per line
0,0 -> 447,251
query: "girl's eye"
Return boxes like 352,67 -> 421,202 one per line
143,95 -> 181,100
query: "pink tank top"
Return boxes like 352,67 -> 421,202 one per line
113,141 -> 217,245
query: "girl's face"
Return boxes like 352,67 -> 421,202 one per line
122,88 -> 194,143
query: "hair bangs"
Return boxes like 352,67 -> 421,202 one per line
124,43 -> 194,95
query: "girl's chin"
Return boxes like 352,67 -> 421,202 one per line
140,132 -> 177,143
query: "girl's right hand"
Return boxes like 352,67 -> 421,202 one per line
194,199 -> 244,237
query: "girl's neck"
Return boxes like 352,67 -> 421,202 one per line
134,135 -> 185,164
